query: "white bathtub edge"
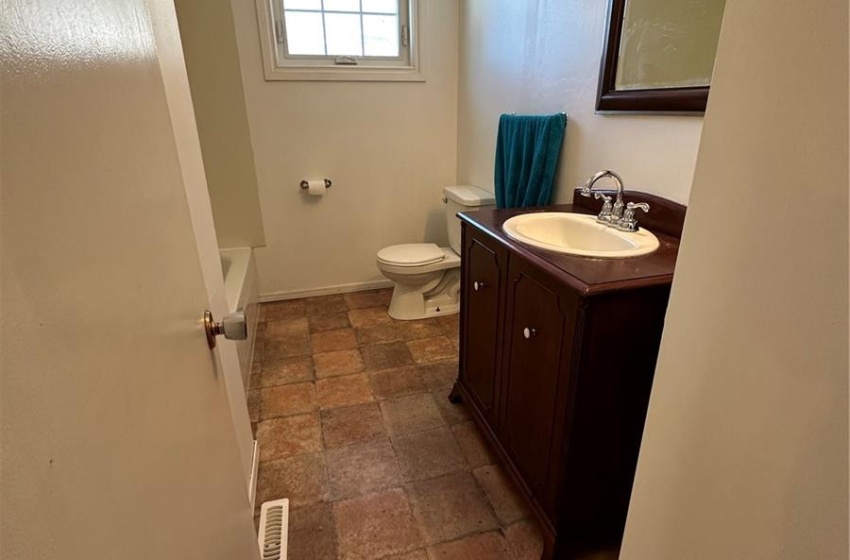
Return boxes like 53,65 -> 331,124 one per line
219,247 -> 259,391
248,439 -> 259,510
219,247 -> 252,313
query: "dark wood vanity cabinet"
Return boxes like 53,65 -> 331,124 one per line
500,255 -> 578,522
459,232 -> 506,425
452,195 -> 683,559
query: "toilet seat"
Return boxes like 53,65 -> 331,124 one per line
376,245 -> 460,276
377,243 -> 446,267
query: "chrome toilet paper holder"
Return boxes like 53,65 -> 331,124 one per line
300,179 -> 333,190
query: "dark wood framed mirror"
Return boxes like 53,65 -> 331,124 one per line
596,0 -> 725,113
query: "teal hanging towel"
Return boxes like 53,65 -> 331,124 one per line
494,113 -> 567,209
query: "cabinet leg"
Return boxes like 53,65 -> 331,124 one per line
448,382 -> 463,404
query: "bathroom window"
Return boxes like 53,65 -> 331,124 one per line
256,0 -> 422,81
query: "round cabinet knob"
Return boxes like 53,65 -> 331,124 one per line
473,281 -> 485,292
523,327 -> 536,340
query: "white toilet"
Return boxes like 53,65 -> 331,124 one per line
376,185 -> 496,320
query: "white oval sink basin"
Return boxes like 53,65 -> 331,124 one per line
502,212 -> 659,258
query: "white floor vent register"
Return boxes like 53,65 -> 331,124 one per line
257,498 -> 289,560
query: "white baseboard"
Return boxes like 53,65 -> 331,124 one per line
260,279 -> 394,302
249,440 -> 259,511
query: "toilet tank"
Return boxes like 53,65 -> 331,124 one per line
443,185 -> 496,254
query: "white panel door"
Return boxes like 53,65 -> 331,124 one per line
0,0 -> 260,559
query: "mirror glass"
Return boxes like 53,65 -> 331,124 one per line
616,0 -> 725,90
597,0 -> 726,112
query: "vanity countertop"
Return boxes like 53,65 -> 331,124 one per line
459,197 -> 683,296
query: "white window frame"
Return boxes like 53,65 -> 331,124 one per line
255,0 -> 423,82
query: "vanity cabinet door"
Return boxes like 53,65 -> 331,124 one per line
459,225 -> 506,425
500,257 -> 577,519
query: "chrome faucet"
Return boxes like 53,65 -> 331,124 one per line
579,170 -> 650,231
579,170 -> 625,224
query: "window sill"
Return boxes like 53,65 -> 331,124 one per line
263,65 -> 425,82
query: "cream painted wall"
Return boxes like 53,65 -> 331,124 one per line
458,0 -> 703,205
621,0 -> 848,557
174,0 -> 266,249
229,0 -> 459,298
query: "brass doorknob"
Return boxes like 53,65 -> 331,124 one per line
204,310 -> 248,349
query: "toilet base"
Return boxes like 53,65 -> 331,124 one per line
387,269 -> 460,321
423,289 -> 459,318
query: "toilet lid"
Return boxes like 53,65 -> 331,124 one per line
377,243 -> 446,267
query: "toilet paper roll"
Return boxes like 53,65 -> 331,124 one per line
307,179 -> 326,196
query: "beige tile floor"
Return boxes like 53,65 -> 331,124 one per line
248,289 -> 545,560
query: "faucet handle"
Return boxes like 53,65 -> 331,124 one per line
626,201 -> 650,213
594,192 -> 614,223
617,202 -> 650,232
